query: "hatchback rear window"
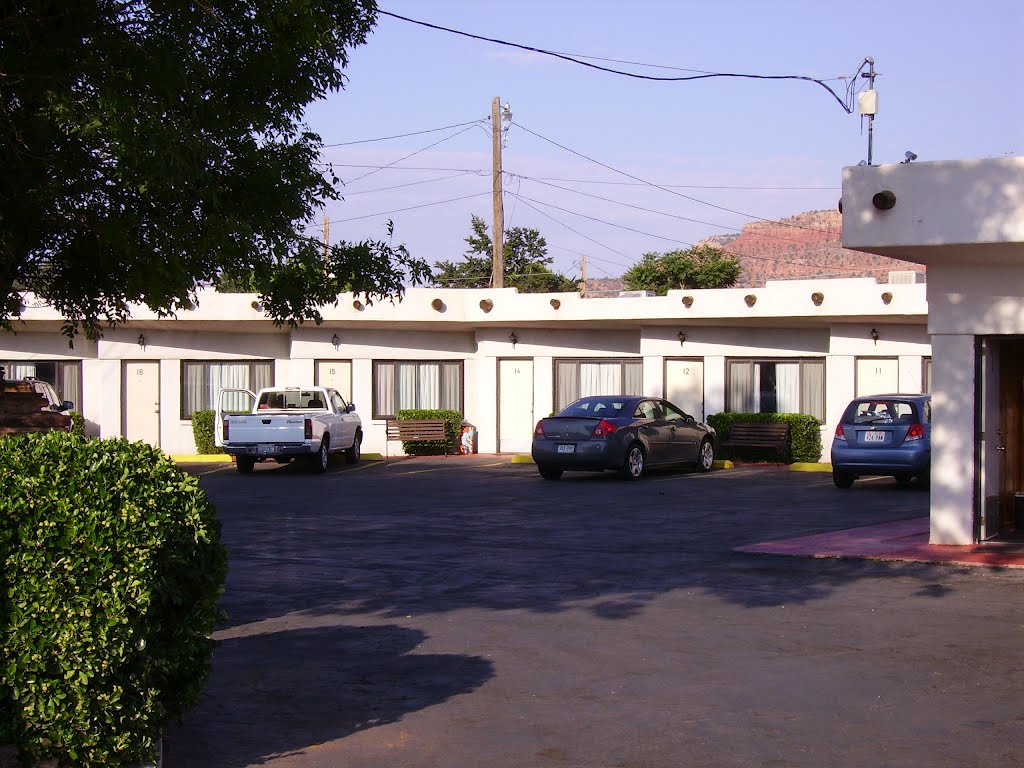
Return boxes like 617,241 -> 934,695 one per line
847,400 -> 919,424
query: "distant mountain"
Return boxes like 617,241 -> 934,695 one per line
700,210 -> 924,288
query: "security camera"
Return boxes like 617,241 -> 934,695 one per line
902,151 -> 917,163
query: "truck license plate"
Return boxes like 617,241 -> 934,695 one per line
258,444 -> 277,456
864,432 -> 885,443
557,444 -> 575,454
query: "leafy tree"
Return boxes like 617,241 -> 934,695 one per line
1,0 -> 430,341
623,245 -> 743,295
432,215 -> 577,293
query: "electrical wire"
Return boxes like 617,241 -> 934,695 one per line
329,191 -> 490,223
322,119 -> 487,147
378,10 -> 853,112
506,174 -> 838,191
340,172 -> 478,197
343,123 -> 481,185
511,120 -> 838,234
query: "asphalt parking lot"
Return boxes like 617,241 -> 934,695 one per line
166,457 -> 1024,768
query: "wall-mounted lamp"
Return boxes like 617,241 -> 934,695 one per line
331,333 -> 340,350
677,330 -> 687,346
137,333 -> 146,349
681,295 -> 694,308
870,328 -> 879,345
509,332 -> 518,348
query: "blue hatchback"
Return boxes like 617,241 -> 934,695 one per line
830,394 -> 931,489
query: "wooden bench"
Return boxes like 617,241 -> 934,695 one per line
385,419 -> 450,455
720,422 -> 790,462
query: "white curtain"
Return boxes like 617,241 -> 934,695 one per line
58,363 -> 81,409
441,362 -> 461,410
398,362 -> 418,412
555,361 -> 579,411
418,363 -> 440,409
624,361 -> 643,395
375,362 -> 395,417
6,363 -> 36,379
775,363 -> 800,413
580,362 -> 619,397
728,361 -> 755,412
801,360 -> 825,420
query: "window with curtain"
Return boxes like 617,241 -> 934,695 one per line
1,360 -> 82,409
727,358 -> 825,421
180,360 -> 273,419
922,357 -> 932,393
553,359 -> 644,412
372,360 -> 463,419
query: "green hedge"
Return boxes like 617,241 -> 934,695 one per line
191,409 -> 223,455
0,433 -> 228,766
396,408 -> 462,455
706,412 -> 823,464
69,410 -> 86,436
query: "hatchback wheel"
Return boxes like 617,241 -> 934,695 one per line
833,471 -> 854,489
619,444 -> 646,480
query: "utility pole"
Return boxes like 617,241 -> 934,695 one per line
580,253 -> 587,296
860,57 -> 877,165
491,96 -> 504,289
322,213 -> 330,259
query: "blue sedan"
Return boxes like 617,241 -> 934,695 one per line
531,395 -> 717,480
830,394 -> 931,488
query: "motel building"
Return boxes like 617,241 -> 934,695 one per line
3,156 -> 1021,547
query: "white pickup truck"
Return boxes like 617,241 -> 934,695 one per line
216,386 -> 362,474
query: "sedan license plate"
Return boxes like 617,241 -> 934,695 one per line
257,443 -> 277,456
863,431 -> 886,443
556,444 -> 576,454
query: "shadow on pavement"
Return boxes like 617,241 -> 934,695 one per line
165,624 -> 493,767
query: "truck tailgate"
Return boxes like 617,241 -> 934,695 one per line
227,415 -> 306,444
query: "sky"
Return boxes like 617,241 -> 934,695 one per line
302,0 -> 1023,283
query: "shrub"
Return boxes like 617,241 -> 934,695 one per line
396,408 -> 462,455
190,409 -> 223,454
68,409 -> 86,436
0,433 -> 228,767
706,412 -> 823,464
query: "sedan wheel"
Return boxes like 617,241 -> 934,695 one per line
538,466 -> 563,481
833,470 -> 854,489
696,439 -> 715,472
619,443 -> 646,480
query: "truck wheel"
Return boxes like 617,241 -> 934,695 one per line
311,436 -> 329,474
236,456 -> 255,474
345,431 -> 362,464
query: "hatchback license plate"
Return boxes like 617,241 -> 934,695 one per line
864,431 -> 886,443
557,444 -> 576,454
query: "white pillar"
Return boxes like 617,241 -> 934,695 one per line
929,333 -> 976,544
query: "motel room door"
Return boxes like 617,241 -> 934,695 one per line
665,359 -> 705,421
123,360 -> 160,447
498,358 -> 534,453
996,338 -> 1024,538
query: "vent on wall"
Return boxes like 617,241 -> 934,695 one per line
887,270 -> 926,284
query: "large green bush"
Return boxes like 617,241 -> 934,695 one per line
396,408 -> 462,455
190,409 -> 222,455
0,433 -> 228,767
706,412 -> 823,464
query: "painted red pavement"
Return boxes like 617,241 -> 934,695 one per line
736,517 -> 1024,568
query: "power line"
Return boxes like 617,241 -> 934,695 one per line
329,191 -> 490,224
342,123 -> 482,185
322,119 -> 487,147
511,120 -> 837,234
510,194 -> 632,264
378,10 -> 854,112
341,172 -> 479,197
507,174 -> 838,191
512,175 -> 840,246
